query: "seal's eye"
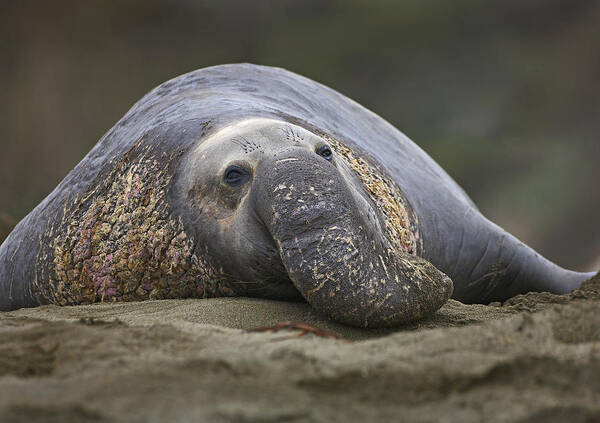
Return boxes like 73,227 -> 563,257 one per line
224,165 -> 250,186
316,145 -> 333,161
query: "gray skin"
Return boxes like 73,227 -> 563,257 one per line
0,64 -> 595,327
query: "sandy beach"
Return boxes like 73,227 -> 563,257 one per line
1,273 -> 599,423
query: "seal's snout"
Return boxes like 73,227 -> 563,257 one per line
255,149 -> 343,235
254,148 -> 452,328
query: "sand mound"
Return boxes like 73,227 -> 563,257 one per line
1,274 -> 599,423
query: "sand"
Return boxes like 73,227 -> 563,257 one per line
1,273 -> 599,423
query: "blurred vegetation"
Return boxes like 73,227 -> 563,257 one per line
0,0 -> 598,270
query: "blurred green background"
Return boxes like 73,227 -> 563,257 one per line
1,0 -> 598,270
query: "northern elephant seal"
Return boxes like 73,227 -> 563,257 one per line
0,64 -> 594,327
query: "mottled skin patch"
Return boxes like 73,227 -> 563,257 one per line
35,142 -> 234,306
324,135 -> 422,256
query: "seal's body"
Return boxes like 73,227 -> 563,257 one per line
0,64 -> 593,327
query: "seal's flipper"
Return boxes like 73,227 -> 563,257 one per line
437,214 -> 595,304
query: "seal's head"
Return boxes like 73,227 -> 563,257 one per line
178,118 -> 452,327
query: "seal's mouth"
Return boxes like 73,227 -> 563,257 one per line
230,214 -> 304,302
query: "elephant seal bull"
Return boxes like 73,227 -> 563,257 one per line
0,64 -> 594,327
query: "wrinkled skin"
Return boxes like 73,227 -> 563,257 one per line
177,119 -> 452,327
